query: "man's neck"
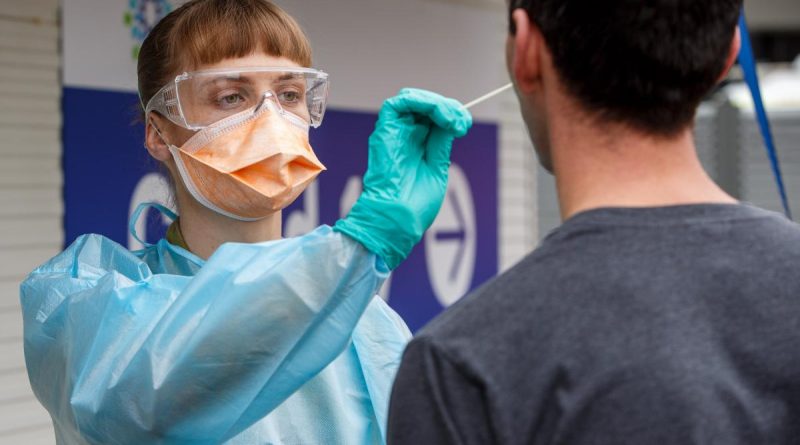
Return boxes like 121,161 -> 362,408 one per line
174,189 -> 282,260
549,116 -> 737,221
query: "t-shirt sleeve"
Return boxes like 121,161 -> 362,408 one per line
387,336 -> 494,445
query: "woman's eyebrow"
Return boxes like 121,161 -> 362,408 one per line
197,76 -> 252,89
197,73 -> 302,90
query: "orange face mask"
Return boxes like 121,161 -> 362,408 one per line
165,95 -> 326,221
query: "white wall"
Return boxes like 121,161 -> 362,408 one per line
64,0 -> 509,121
280,0 -> 506,120
746,0 -> 800,30
739,110 -> 800,215
0,0 -> 60,443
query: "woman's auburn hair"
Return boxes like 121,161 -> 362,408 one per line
137,0 -> 312,110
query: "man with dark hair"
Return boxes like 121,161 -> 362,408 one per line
387,1 -> 800,443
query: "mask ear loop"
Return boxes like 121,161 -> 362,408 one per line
129,202 -> 178,248
147,114 -> 173,149
142,108 -> 172,155
133,117 -> 180,248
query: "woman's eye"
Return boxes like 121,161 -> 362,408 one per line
278,90 -> 302,104
217,93 -> 245,108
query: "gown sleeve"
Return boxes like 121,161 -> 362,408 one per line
21,225 -> 388,444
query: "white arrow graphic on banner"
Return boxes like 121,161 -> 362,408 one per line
424,165 -> 476,307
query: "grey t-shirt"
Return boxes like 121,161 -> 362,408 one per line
388,204 -> 800,445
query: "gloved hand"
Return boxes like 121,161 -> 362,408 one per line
334,88 -> 473,270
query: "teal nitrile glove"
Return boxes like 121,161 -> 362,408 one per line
334,88 -> 473,270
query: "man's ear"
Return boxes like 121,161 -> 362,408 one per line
718,26 -> 742,84
145,115 -> 172,162
508,8 -> 544,95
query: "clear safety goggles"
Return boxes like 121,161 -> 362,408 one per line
145,67 -> 329,130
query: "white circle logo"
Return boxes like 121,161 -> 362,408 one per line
424,165 -> 476,307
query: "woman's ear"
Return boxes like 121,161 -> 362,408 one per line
145,115 -> 172,162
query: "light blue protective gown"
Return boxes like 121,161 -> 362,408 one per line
20,205 -> 411,445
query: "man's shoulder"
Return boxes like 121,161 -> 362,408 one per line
413,203 -> 800,357
414,249 -> 558,352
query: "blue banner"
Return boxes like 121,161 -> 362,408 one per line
63,87 -> 499,331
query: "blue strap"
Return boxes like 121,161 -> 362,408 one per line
129,202 -> 178,247
737,12 -> 792,219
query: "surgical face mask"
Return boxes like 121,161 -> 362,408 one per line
156,92 -> 326,221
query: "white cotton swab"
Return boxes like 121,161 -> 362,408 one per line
464,83 -> 514,109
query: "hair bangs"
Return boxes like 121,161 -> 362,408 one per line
166,0 -> 312,73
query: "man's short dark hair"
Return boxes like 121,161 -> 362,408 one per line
510,0 -> 743,136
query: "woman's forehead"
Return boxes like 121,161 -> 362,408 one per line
189,52 -> 301,72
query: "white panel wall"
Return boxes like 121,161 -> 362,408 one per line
0,0 -> 60,442
740,110 -> 800,214
745,0 -> 800,30
498,91 -> 538,270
